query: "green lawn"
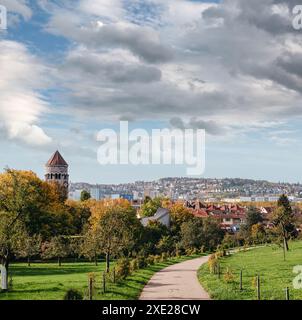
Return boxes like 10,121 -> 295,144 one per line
0,255 -> 199,300
198,241 -> 302,300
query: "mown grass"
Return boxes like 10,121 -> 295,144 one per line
198,241 -> 302,300
0,255 -> 199,300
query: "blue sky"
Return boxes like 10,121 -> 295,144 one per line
1,0 -> 302,184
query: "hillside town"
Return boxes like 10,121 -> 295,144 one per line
46,150 -> 299,235
69,177 -> 302,203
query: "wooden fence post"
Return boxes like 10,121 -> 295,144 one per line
103,272 -> 106,294
239,270 -> 243,291
218,263 -> 221,279
257,275 -> 260,300
88,276 -> 93,300
113,267 -> 116,284
285,287 -> 289,300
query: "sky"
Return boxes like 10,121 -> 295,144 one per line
1,0 -> 302,184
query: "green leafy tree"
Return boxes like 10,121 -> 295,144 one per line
181,217 -> 224,252
0,212 -> 25,290
180,218 -> 204,250
246,206 -> 263,229
94,207 -> 139,272
80,190 -> 91,202
201,218 -> 224,251
170,202 -> 194,238
0,169 -> 55,290
15,233 -> 42,266
272,194 -> 296,251
42,236 -> 70,266
139,197 -> 163,217
141,220 -> 170,255
79,228 -> 102,265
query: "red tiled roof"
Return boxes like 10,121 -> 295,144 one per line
192,209 -> 208,218
46,151 -> 68,166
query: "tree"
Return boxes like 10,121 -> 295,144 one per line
65,200 -> 91,234
246,206 -> 263,229
80,190 -> 91,202
170,202 -> 194,238
96,207 -> 139,272
15,233 -> 42,266
201,218 -> 224,251
79,228 -> 102,265
251,223 -> 266,244
272,194 -> 295,251
139,197 -> 163,217
0,169 -> 56,290
180,218 -> 204,250
42,236 -> 70,266
86,200 -> 140,272
141,220 -> 170,255
0,212 -> 25,290
180,217 -> 224,252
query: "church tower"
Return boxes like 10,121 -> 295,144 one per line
45,150 -> 69,190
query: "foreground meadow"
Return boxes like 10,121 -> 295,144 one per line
198,241 -> 302,300
0,256 -> 198,300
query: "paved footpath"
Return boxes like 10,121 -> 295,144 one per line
139,256 -> 211,300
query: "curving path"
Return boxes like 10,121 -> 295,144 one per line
139,256 -> 211,300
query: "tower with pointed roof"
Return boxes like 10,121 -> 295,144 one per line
45,150 -> 69,190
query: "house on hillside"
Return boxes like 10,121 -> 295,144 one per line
185,201 -> 247,232
140,208 -> 170,228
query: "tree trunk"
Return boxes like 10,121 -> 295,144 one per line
285,237 -> 289,251
27,256 -> 31,267
281,224 -> 289,251
1,260 -> 9,291
58,257 -> 61,267
106,252 -> 110,273
282,237 -> 286,261
94,254 -> 98,266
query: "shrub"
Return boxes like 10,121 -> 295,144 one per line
115,257 -> 130,280
223,268 -> 235,283
185,247 -> 198,256
137,256 -> 147,268
199,245 -> 205,254
154,255 -> 161,263
160,252 -> 168,262
63,289 -> 83,300
208,254 -> 218,274
130,258 -> 139,272
146,255 -> 155,265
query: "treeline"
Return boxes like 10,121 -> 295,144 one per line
0,169 -> 223,291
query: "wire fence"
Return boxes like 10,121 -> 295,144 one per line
85,268 -> 118,300
207,263 -> 294,300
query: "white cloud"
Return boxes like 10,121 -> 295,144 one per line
1,0 -> 32,20
0,40 -> 52,146
36,0 -> 302,138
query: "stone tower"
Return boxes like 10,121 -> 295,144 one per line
45,150 -> 69,190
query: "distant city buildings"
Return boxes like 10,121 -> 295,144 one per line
68,177 -> 302,203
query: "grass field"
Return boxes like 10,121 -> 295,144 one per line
0,255 -> 198,300
198,241 -> 302,300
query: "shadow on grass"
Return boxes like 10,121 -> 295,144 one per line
10,263 -> 106,277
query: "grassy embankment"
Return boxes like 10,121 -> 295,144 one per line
198,241 -> 302,300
